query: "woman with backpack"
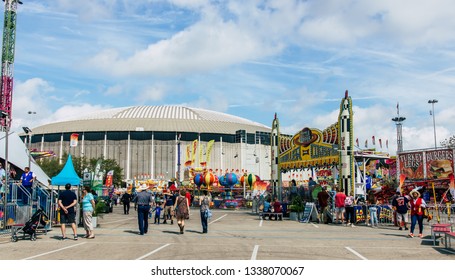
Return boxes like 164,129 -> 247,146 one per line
199,190 -> 212,234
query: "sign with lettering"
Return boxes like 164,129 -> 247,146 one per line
398,149 -> 454,180
299,202 -> 319,223
398,151 -> 424,180
426,149 -> 454,179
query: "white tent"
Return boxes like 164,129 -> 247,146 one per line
0,131 -> 50,186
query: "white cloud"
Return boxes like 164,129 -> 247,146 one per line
135,85 -> 166,103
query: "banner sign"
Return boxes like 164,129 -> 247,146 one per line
398,151 -> 424,180
398,149 -> 454,180
279,124 -> 339,169
425,149 -> 454,179
70,133 -> 79,147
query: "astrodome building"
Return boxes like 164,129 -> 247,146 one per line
27,106 -> 272,182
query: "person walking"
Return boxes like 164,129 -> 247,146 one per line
174,189 -> 190,234
334,188 -> 346,224
317,186 -> 330,224
163,194 -> 174,224
121,192 -> 131,215
367,190 -> 379,228
58,183 -> 78,240
133,184 -> 153,235
199,190 -> 211,233
81,187 -> 96,239
344,191 -> 356,227
154,202 -> 163,224
392,190 -> 410,231
409,189 -> 426,238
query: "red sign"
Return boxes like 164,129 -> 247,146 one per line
399,151 -> 424,180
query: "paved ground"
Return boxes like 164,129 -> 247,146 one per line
0,205 -> 454,260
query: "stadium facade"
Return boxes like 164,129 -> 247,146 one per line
26,106 -> 272,182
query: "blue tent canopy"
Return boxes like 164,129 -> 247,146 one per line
51,154 -> 82,186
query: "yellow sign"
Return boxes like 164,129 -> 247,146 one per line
279,125 -> 339,169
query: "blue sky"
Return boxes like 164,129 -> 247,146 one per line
8,0 -> 455,155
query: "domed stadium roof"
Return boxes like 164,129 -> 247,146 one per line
32,106 -> 271,134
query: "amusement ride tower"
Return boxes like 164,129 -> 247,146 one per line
0,0 -> 22,128
0,0 -> 22,230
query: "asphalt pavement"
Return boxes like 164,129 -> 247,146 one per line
0,205 -> 454,260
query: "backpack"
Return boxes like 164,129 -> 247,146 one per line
344,196 -> 353,206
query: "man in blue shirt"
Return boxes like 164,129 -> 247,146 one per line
392,191 -> 410,231
20,167 -> 35,205
163,194 -> 175,224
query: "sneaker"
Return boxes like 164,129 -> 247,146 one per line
73,235 -> 78,241
405,227 -> 409,230
418,233 -> 423,238
408,233 -> 414,238
351,224 -> 356,228
61,236 -> 67,241
399,227 -> 403,230
347,223 -> 351,226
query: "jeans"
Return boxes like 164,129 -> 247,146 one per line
137,205 -> 150,235
345,206 -> 355,224
410,214 -> 423,234
123,202 -> 130,214
200,211 -> 208,233
369,207 -> 378,226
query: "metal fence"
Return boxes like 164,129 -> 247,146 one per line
1,180 -> 55,239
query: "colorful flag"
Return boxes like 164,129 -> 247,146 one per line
186,145 -> 191,161
92,159 -> 104,190
205,140 -> 215,164
191,139 -> 198,162
70,133 -> 79,147
105,170 -> 114,187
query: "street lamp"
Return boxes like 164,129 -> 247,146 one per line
22,126 -> 32,167
428,99 -> 438,149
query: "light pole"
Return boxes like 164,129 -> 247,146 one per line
22,126 -> 32,168
428,99 -> 438,149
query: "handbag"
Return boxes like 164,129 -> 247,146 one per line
423,207 -> 432,221
205,209 -> 212,219
258,204 -> 264,211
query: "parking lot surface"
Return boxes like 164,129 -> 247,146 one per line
0,205 -> 454,260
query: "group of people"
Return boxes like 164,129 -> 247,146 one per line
392,189 -> 427,238
57,183 -> 95,240
259,197 -> 284,220
131,186 -> 211,235
57,183 -> 213,240
315,185 -> 428,238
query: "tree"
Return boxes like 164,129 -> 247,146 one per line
87,157 -> 123,187
37,157 -> 64,178
441,135 -> 455,149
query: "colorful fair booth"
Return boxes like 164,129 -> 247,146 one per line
270,91 -> 355,199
